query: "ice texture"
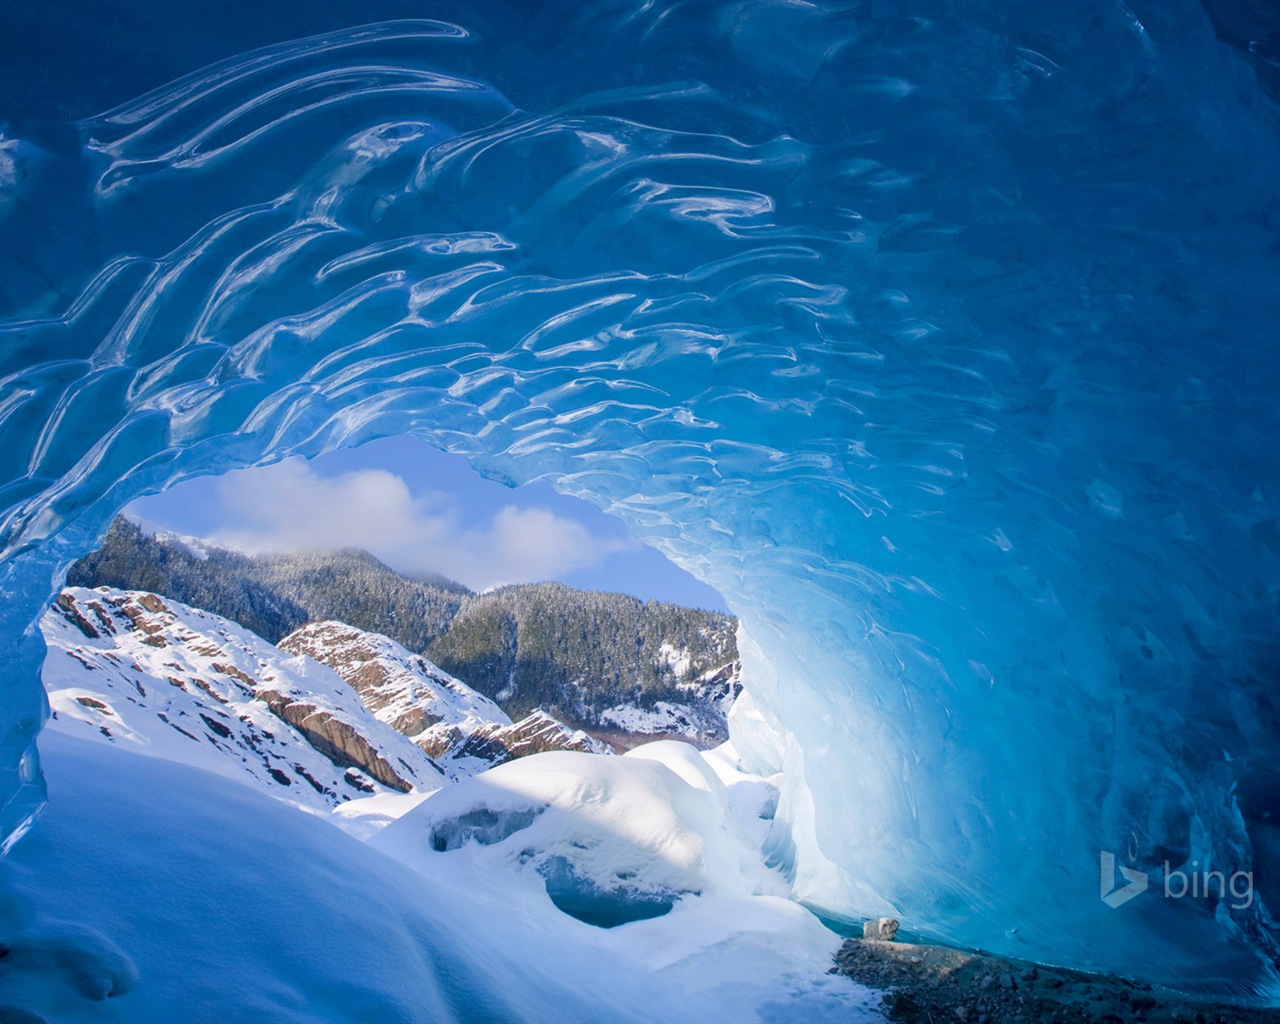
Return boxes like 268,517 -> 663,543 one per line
1,0 -> 1279,997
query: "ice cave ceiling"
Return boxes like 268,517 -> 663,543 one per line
1,0 -> 1279,998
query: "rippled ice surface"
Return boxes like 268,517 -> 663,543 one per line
2,0 -> 1280,1000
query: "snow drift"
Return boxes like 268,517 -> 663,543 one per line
1,0 -> 1280,1001
1,730 -> 761,1023
373,741 -> 786,927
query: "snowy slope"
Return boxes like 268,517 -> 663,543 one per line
29,594 -> 879,1023
373,743 -> 789,929
6,731 -> 799,1024
371,738 -> 878,1021
594,660 -> 740,745
281,620 -> 610,778
41,588 -> 446,812
280,620 -> 511,736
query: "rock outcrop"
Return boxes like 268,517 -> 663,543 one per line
455,711 -> 610,765
281,621 -> 611,776
42,587 -> 445,811
255,688 -> 419,793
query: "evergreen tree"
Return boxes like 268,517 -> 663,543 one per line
68,518 -> 741,735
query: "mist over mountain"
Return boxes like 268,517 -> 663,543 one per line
69,518 -> 741,744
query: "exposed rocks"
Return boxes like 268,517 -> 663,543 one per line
343,770 -> 376,793
44,587 -> 446,810
455,710 -> 612,765
48,585 -> 614,797
54,593 -> 100,639
198,713 -> 232,739
291,763 -> 331,795
256,688 -> 417,792
832,937 -> 1280,1024
211,662 -> 255,689
135,593 -> 167,615
118,596 -> 168,636
193,678 -> 229,704
279,621 -> 605,774
279,622 -> 498,746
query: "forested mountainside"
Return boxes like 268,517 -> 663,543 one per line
69,518 -> 741,742
427,581 -> 739,725
70,518 -> 466,650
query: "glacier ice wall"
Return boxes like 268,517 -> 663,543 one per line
2,0 -> 1280,997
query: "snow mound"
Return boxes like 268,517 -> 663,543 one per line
373,743 -> 787,928
624,738 -> 727,797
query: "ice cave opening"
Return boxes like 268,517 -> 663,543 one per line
45,436 -> 773,933
3,0 -> 1280,1012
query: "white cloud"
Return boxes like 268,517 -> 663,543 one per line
203,459 -> 636,591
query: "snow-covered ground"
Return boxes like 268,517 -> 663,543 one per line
12,589 -> 884,1021
599,698 -> 723,739
41,588 -> 448,810
371,738 -> 879,1019
2,731 -> 717,1022
3,733 -> 882,1022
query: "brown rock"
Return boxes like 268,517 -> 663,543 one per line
257,688 -> 415,792
457,710 -> 608,764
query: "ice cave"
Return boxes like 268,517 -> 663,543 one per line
2,0 -> 1280,1018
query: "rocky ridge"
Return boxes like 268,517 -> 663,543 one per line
42,587 -> 446,809
279,621 -> 607,778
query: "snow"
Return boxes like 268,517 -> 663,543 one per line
600,700 -> 717,739
328,789 -> 434,841
2,732 -> 733,1022
595,896 -> 882,1023
372,746 -> 790,928
41,588 -> 446,811
367,738 -> 880,1020
624,737 -> 727,796
598,657 -> 740,742
2,730 -> 879,1022
150,527 -> 213,560
655,640 -> 692,679
699,739 -> 784,850
21,588 -> 879,1020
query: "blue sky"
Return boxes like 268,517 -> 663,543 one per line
126,436 -> 730,613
